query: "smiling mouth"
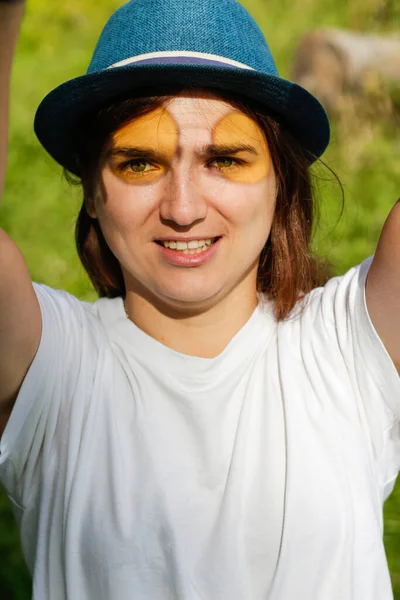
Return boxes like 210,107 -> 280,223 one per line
155,237 -> 221,254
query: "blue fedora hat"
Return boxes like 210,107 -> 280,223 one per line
34,0 -> 330,175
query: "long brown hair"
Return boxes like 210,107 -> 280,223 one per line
69,87 -> 334,321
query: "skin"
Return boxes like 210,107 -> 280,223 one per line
87,92 -> 276,357
0,1 -> 26,199
86,91 -> 400,371
212,112 -> 270,184
366,201 -> 400,374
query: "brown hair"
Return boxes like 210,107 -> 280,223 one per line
69,87 -> 335,321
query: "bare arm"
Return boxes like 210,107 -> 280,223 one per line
0,1 -> 42,436
366,200 -> 400,375
0,0 -> 26,198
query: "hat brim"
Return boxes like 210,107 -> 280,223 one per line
34,63 -> 330,176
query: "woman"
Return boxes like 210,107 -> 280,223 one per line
1,0 -> 399,599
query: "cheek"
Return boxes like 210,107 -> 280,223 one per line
215,175 -> 276,229
94,171 -> 157,234
222,160 -> 270,184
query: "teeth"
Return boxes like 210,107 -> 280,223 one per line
182,248 -> 207,254
162,238 -> 215,250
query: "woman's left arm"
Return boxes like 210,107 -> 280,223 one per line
366,200 -> 400,374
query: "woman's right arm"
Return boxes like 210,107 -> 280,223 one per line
0,0 -> 42,436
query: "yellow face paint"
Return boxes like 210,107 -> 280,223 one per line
107,107 -> 178,183
212,112 -> 270,183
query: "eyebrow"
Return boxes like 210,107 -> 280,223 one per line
201,143 -> 259,157
106,143 -> 259,161
106,147 -> 170,161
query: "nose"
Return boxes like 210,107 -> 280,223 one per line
159,169 -> 208,227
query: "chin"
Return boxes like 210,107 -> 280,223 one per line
160,287 -> 222,307
149,280 -> 226,313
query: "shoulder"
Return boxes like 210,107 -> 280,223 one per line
286,257 -> 373,325
272,258 -> 374,363
32,283 -> 113,347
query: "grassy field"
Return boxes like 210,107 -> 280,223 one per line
0,0 -> 399,597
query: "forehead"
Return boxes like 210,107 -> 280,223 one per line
111,92 -> 267,148
165,93 -> 242,128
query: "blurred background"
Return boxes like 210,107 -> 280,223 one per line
0,0 -> 399,597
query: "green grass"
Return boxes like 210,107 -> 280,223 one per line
1,0 -> 399,597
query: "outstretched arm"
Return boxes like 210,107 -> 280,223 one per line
0,0 -> 25,199
0,0 -> 42,437
366,200 -> 400,374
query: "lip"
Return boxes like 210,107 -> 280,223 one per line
154,236 -> 220,243
155,237 -> 222,267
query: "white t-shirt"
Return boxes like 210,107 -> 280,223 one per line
1,256 -> 400,600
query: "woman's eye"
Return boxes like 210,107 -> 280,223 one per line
127,159 -> 153,173
210,157 -> 235,169
112,158 -> 163,182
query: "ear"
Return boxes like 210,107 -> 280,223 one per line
85,195 -> 98,219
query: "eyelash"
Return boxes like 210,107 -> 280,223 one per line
209,157 -> 244,170
117,156 -> 245,173
117,159 -> 155,174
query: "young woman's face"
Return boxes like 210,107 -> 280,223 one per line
89,92 -> 277,311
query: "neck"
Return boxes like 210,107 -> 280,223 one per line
123,285 -> 259,359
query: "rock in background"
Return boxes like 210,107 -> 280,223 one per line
291,29 -> 400,118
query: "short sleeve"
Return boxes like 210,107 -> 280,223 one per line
0,283 -> 100,511
311,257 -> 400,498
